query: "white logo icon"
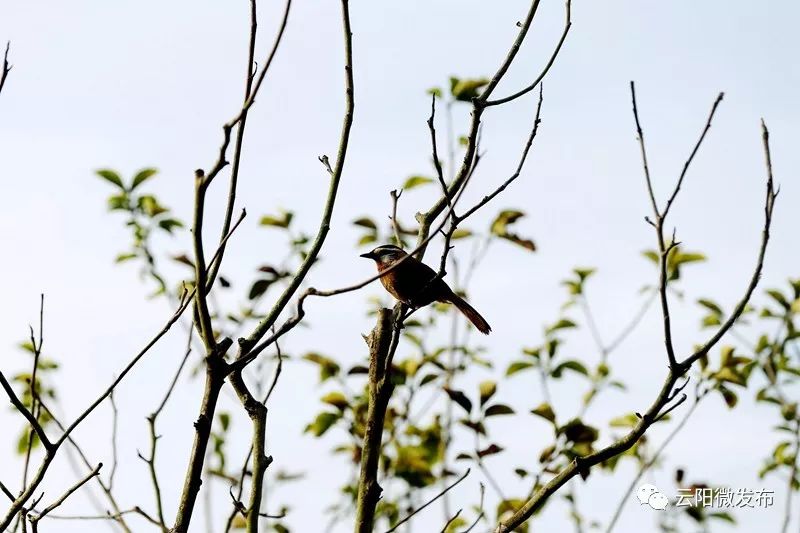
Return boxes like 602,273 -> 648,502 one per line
637,484 -> 669,510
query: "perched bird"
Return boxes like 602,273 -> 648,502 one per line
360,244 -> 491,334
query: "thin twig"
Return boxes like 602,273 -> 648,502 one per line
384,469 -> 470,533
390,189 -> 404,247
462,483 -> 486,533
440,509 -> 462,533
484,0 -> 571,107
108,393 -> 119,491
662,92 -> 725,219
47,507 -> 162,527
0,41 -> 11,96
238,0 -> 352,357
0,373 -> 52,451
206,0 -> 292,291
0,482 -> 13,503
428,94 -> 453,215
29,464 -> 102,526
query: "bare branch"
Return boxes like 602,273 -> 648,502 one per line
427,95 -> 452,214
108,393 -> 119,492
476,0 -> 544,103
385,469 -> 470,533
462,483 -> 486,533
142,328 -> 194,530
484,0 -> 572,107
440,510 -> 462,533
34,399 -> 132,533
46,507 -> 162,528
0,481 -> 13,503
0,373 -> 52,451
0,41 -> 11,96
662,92 -> 724,219
389,189 -> 403,246
680,119 -> 778,369
240,0 -> 354,355
457,84 -> 544,223
206,0 -> 293,291
28,464 -> 102,526
629,81 -> 659,218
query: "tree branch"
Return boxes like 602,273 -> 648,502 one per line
495,106 -> 779,533
354,309 -> 397,533
0,41 -> 11,96
384,469 -> 470,533
239,0 -> 354,357
28,464 -> 103,529
484,0 -> 572,107
206,0 -> 293,291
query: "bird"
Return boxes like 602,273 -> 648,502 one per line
360,244 -> 491,334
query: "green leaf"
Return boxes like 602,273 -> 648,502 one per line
305,411 -> 340,437
260,211 -> 293,228
506,360 -> 534,376
530,402 -> 556,424
419,373 -> 438,386
96,169 -> 124,189
115,252 -> 137,263
491,210 -> 536,252
713,367 -> 746,387
352,217 -> 377,229
767,289 -> 790,310
561,419 -> 599,444
107,193 -> 128,211
248,279 -> 274,300
551,360 -> 588,378
158,218 -> 183,234
484,404 -> 515,417
16,430 -> 40,455
697,298 -> 723,315
707,512 -> 736,524
546,318 -> 577,335
403,175 -> 433,190
641,250 -> 659,263
451,228 -> 473,240
477,443 -> 504,458
718,385 -> 738,408
303,353 -> 341,382
609,413 -> 639,428
218,412 -> 231,431
573,268 -> 596,281
444,388 -> 472,414
131,168 -> 157,190
358,233 -> 377,246
321,391 -> 349,410
427,87 -> 443,99
491,210 -> 524,235
138,195 -> 168,217
479,380 -> 497,406
450,77 -> 489,101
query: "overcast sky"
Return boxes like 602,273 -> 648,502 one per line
1,1 -> 798,532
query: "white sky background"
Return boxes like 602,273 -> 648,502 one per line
0,1 -> 798,532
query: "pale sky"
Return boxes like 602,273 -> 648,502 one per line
1,1 -> 798,532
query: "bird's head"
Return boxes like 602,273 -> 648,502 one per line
360,244 -> 407,266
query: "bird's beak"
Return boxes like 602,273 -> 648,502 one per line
359,251 -> 374,259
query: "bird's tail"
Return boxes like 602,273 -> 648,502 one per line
445,292 -> 491,335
